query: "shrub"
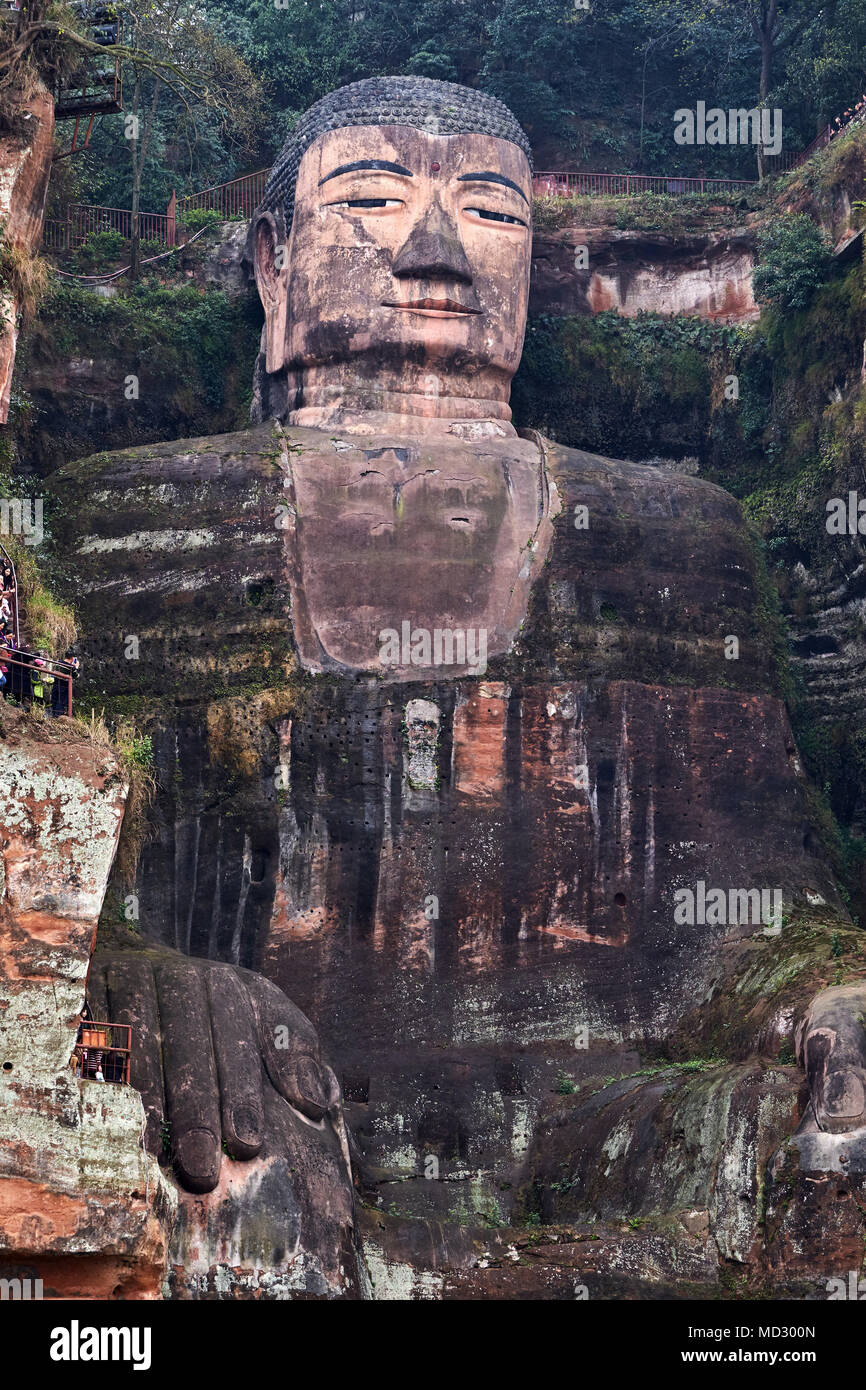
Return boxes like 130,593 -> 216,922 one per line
0,220 -> 50,321
512,310 -> 740,460
179,207 -> 226,235
753,214 -> 832,312
74,228 -> 126,273
1,533 -> 76,655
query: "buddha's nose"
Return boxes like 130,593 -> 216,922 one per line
392,203 -> 473,285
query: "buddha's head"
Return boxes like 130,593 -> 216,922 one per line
250,77 -> 533,433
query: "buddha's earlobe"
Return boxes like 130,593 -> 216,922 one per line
253,211 -> 290,373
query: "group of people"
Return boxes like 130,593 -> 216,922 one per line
0,556 -> 80,714
0,633 -> 80,715
0,556 -> 15,631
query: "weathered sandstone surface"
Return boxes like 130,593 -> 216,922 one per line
0,79 -> 54,423
530,226 -> 758,322
40,423 -> 866,1297
0,707 -> 174,1297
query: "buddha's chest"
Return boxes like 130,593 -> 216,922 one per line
277,426 -> 555,679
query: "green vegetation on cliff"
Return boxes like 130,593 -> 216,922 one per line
0,532 -> 75,655
11,279 -> 262,477
513,310 -> 744,462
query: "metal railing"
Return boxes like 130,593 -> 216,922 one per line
767,107 -> 866,173
54,5 -> 123,120
177,168 -> 270,222
43,170 -> 269,253
0,652 -> 73,716
40,92 -> 866,251
72,1021 -> 131,1085
766,125 -> 833,174
535,102 -> 866,197
44,203 -> 174,252
532,171 -> 755,198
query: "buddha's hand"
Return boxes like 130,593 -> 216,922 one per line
88,948 -> 344,1193
797,983 -> 866,1133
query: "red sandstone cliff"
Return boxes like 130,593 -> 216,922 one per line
0,78 -> 54,423
0,706 -> 174,1298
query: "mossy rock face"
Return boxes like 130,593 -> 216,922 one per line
10,280 -> 262,478
51,423 -> 783,701
525,1061 -> 798,1248
11,135 -> 866,1296
500,441 -> 785,697
735,265 -> 866,920
53,419 -> 864,1295
511,258 -> 866,922
513,311 -> 741,465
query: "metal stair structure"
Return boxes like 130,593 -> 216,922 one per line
53,3 -> 123,120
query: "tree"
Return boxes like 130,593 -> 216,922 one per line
1,0 -> 260,278
119,2 -> 261,278
1,1 -> 213,126
779,0 -> 866,128
637,0 -> 813,175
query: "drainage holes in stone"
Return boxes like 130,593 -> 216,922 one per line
613,893 -> 627,907
2,1062 -> 12,1072
245,578 -> 274,608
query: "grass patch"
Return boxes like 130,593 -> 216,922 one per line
74,708 -> 156,887
0,223 -> 50,325
531,187 -> 766,234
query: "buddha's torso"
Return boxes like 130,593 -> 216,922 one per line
56,423 -> 836,1193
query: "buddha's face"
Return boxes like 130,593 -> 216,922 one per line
253,125 -> 532,421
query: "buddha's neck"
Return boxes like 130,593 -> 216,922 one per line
285,364 -> 517,438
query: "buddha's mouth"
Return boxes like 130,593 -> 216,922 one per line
382,298 -> 481,317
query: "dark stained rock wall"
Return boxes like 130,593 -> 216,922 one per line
44,424 -> 862,1292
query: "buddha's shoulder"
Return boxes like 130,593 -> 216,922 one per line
53,425 -> 284,494
50,425 -> 296,700
51,423 -> 422,498
49,426 -> 289,623
539,437 -> 745,529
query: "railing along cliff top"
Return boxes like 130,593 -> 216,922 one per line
531,171 -> 753,197
41,92 -> 866,252
0,653 -> 73,716
42,166 -> 753,252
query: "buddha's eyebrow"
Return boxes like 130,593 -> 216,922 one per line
457,170 -> 528,204
319,159 -> 414,186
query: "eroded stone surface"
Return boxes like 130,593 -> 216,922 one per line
0,79 -> 54,422
530,226 -> 758,323
48,425 -> 864,1295
0,707 -> 174,1297
86,945 -> 362,1299
24,76 -> 865,1298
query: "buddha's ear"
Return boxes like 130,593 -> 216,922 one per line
252,210 -> 290,374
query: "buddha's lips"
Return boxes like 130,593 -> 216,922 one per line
382,298 -> 481,317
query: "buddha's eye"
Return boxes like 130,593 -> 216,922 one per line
464,207 -> 527,226
329,198 -> 403,210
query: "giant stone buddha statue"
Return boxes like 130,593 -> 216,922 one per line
52,77 -> 866,1298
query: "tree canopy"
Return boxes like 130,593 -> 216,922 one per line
8,0 -> 866,212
